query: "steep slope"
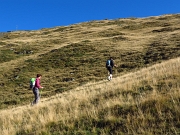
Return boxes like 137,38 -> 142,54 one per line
0,56 -> 179,135
0,14 -> 180,110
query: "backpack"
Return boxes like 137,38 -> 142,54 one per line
30,78 -> 36,89
106,60 -> 111,67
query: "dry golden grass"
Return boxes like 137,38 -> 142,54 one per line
0,14 -> 180,134
0,56 -> 179,135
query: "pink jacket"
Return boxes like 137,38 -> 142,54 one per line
35,78 -> 42,89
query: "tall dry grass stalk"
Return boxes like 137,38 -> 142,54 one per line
0,57 -> 180,134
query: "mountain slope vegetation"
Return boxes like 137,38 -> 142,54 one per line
0,14 -> 180,134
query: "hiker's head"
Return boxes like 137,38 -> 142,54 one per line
37,74 -> 42,78
110,57 -> 113,60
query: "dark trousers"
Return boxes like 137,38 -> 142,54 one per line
107,66 -> 112,74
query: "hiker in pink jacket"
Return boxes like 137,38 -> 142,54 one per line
32,74 -> 44,105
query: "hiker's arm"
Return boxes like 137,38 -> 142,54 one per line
39,83 -> 43,89
36,79 -> 43,89
112,60 -> 117,67
113,61 -> 117,68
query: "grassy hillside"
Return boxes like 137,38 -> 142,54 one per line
0,56 -> 180,135
0,14 -> 180,109
0,14 -> 180,134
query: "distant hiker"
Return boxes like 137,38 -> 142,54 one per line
29,78 -> 36,90
32,74 -> 44,105
106,57 -> 116,81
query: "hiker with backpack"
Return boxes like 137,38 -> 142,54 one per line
32,74 -> 44,105
106,57 -> 116,81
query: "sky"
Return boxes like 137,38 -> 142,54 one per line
0,0 -> 180,32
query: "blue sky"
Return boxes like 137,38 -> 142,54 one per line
0,0 -> 179,32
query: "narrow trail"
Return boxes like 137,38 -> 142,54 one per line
0,55 -> 180,116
